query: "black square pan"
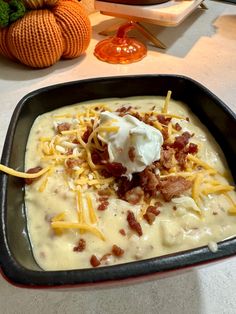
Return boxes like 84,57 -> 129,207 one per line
0,75 -> 236,288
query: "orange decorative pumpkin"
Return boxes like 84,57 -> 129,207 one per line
0,0 -> 91,68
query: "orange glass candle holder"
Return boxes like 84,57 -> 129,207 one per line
94,21 -> 147,64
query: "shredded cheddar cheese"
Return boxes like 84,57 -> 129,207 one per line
202,184 -> 234,195
98,125 -> 120,133
192,173 -> 204,205
77,190 -> 85,224
0,164 -> 50,179
153,120 -> 163,131
187,155 -> 217,174
38,168 -> 52,192
52,212 -> 66,222
51,221 -> 105,240
162,90 -> 172,114
86,193 -> 97,224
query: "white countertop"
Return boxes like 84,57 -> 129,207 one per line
0,1 -> 236,313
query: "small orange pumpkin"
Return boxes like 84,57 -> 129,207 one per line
0,0 -> 91,68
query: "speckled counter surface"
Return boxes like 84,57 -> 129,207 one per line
0,1 -> 236,313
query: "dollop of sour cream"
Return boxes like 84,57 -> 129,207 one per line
98,111 -> 163,176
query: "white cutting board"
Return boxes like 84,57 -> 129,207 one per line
95,0 -> 204,26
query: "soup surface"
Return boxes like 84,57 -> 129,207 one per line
24,96 -> 236,270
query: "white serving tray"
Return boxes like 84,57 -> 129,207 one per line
95,0 -> 205,26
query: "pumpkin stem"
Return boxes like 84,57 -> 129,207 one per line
9,0 -> 26,23
0,0 -> 10,28
0,0 -> 26,28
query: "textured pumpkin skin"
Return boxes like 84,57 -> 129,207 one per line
23,0 -> 58,9
7,10 -> 64,68
0,0 -> 91,68
53,0 -> 91,58
0,28 -> 16,60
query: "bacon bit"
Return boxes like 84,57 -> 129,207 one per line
72,138 -> 79,144
99,169 -> 111,178
116,174 -> 140,198
174,142 -> 198,169
174,123 -> 182,131
57,122 -> 71,133
186,117 -> 190,122
143,212 -> 156,225
175,150 -> 188,170
119,229 -> 126,236
160,176 -> 192,201
143,206 -> 160,225
91,150 -> 102,165
140,167 -> 160,195
160,148 -> 175,170
143,113 -> 153,126
82,126 -> 93,143
172,132 -> 192,150
73,238 -> 86,252
157,115 -> 171,125
147,205 -> 160,216
128,146 -> 136,162
112,244 -> 124,257
116,106 -> 132,114
25,166 -> 42,185
97,200 -> 109,211
91,146 -> 109,166
188,143 -> 198,154
90,254 -> 101,267
65,158 -> 82,169
127,210 -> 143,236
104,162 -> 127,177
124,186 -> 144,205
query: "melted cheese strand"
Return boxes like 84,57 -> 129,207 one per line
98,125 -> 120,133
77,190 -> 85,224
51,212 -> 66,235
192,173 -> 204,205
160,171 -> 205,178
202,185 -> 234,195
76,133 -> 87,149
153,120 -> 163,131
93,135 -> 104,151
52,212 -> 66,222
86,193 -> 97,224
224,194 -> 236,215
51,221 -> 105,240
0,164 -> 50,179
162,90 -> 172,114
187,155 -> 217,174
86,129 -> 101,170
38,168 -> 53,192
139,203 -> 148,221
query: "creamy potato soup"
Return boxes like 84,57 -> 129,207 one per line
24,95 -> 236,270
